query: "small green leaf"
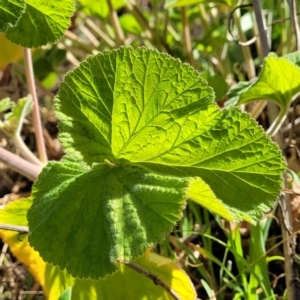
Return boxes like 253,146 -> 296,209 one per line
28,47 -> 285,279
5,0 -> 75,47
0,0 -> 25,32
238,53 -> 300,111
0,96 -> 32,136
235,53 -> 300,135
0,97 -> 15,113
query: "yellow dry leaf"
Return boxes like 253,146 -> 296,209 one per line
0,34 -> 23,70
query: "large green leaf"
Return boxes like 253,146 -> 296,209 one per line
0,0 -> 25,32
28,157 -> 188,278
28,47 -> 285,279
5,0 -> 75,47
0,198 -> 196,300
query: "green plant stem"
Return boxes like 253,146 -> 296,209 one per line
181,7 -> 198,70
0,224 -> 29,234
106,0 -> 125,46
215,228 -> 299,297
0,147 -> 41,181
124,262 -> 180,300
11,95 -> 43,167
249,224 -> 275,299
23,48 -> 47,165
85,17 -> 116,48
203,209 -> 218,292
226,227 -> 249,295
266,108 -> 288,139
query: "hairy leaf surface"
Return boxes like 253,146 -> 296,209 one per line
28,157 -> 188,278
28,47 -> 285,279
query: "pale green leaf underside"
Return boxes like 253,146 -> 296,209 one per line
0,0 -> 25,32
28,47 -> 285,279
5,0 -> 74,47
238,53 -> 300,111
